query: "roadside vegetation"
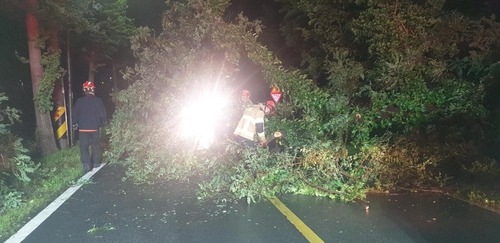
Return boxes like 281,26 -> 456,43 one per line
0,100 -> 82,240
0,146 -> 82,240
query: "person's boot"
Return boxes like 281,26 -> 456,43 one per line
83,163 -> 92,173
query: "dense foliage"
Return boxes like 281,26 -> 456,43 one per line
0,93 -> 37,210
33,51 -> 65,113
106,0 -> 500,202
276,0 -> 500,188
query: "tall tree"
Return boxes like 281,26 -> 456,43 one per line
26,0 -> 58,156
73,0 -> 135,85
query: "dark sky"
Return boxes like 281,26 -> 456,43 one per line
444,0 -> 500,17
0,10 -> 30,93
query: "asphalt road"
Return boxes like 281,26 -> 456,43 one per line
6,164 -> 500,243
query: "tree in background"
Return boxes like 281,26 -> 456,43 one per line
1,0 -> 135,156
71,0 -> 135,86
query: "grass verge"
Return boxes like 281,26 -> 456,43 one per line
0,146 -> 82,241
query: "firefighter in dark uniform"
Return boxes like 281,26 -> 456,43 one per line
72,81 -> 107,173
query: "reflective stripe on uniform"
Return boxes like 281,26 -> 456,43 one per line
234,105 -> 265,141
79,129 -> 98,132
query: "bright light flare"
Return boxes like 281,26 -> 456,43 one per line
179,93 -> 229,149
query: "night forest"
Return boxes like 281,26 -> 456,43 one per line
1,0 -> 500,238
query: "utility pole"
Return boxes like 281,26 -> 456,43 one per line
67,31 -> 74,146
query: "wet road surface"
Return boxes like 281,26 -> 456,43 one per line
9,164 -> 500,243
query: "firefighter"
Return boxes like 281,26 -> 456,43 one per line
234,101 -> 268,147
265,100 -> 276,115
72,81 -> 107,173
240,89 -> 253,109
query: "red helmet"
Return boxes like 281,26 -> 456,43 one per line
82,81 -> 95,92
241,90 -> 251,97
265,100 -> 276,115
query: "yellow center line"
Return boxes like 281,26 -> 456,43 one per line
268,196 -> 325,243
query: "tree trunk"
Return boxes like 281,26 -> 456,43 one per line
112,62 -> 119,91
66,31 -> 74,146
26,0 -> 58,156
88,60 -> 95,82
49,28 -> 69,150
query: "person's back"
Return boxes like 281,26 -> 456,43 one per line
234,103 -> 266,146
73,94 -> 106,131
72,81 -> 107,173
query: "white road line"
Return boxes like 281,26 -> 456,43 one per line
5,164 -> 106,243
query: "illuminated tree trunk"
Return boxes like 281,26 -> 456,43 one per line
26,0 -> 58,156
